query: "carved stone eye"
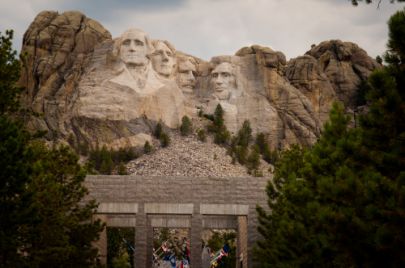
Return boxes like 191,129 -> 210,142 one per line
222,72 -> 230,78
122,39 -> 131,46
212,73 -> 219,78
135,40 -> 144,46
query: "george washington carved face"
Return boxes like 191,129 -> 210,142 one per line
118,29 -> 150,67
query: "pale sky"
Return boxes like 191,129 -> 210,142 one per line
1,0 -> 404,61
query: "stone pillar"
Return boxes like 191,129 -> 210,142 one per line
135,204 -> 147,268
237,216 -> 248,268
190,207 -> 202,268
145,221 -> 154,268
92,214 -> 107,266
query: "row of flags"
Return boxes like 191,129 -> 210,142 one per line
152,239 -> 230,268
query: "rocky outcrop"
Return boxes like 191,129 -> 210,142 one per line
19,11 -> 111,139
285,55 -> 336,123
18,11 -> 379,151
304,40 -> 380,109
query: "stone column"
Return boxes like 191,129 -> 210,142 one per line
190,206 -> 202,268
237,216 -> 248,268
93,214 -> 107,266
135,204 -> 147,268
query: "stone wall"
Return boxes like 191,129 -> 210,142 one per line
84,175 -> 270,268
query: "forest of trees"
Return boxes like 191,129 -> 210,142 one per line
255,7 -> 405,267
0,30 -> 104,267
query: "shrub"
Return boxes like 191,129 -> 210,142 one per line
247,144 -> 261,174
154,121 -> 163,138
144,141 -> 152,153
160,132 -> 170,147
180,116 -> 192,136
197,129 -> 207,142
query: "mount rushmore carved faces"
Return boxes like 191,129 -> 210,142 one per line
211,62 -> 236,100
177,59 -> 197,93
151,40 -> 176,78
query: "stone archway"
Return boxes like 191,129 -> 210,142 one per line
85,175 -> 269,268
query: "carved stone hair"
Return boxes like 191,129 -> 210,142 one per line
112,28 -> 153,58
151,39 -> 176,55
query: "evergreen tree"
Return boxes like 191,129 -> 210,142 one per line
0,30 -> 104,267
24,143 -> 104,267
247,144 -> 261,176
180,115 -> 192,136
0,29 -> 33,266
255,9 -> 405,267
208,104 -> 230,145
0,30 -> 21,115
144,141 -> 152,153
154,121 -> 163,139
160,132 -> 171,147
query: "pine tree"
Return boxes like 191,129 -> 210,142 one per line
255,8 -> 405,266
24,143 -> 104,267
0,30 -> 104,267
0,29 -> 33,266
180,115 -> 192,136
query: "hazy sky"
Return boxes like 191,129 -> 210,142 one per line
1,0 -> 404,61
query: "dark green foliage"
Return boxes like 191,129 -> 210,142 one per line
229,120 -> 252,165
207,231 -> 236,268
78,140 -> 90,156
107,227 -> 135,268
144,141 -> 152,153
236,120 -> 252,147
160,132 -> 171,147
197,108 -> 204,117
24,143 -> 105,267
255,132 -> 280,164
197,128 -> 207,142
153,228 -> 171,250
214,128 -> 230,145
0,30 -> 32,266
0,29 -> 103,267
88,146 -> 138,175
376,55 -> 383,64
355,80 -> 371,107
386,8 -> 405,65
118,162 -> 128,175
207,104 -> 230,145
180,115 -> 192,136
0,30 -> 21,115
0,116 -> 33,266
255,9 -> 405,266
89,145 -> 113,174
247,144 -> 261,175
351,0 -> 404,6
154,121 -> 163,139
154,121 -> 171,147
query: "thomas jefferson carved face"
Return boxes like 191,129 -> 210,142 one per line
211,62 -> 236,100
119,29 -> 149,67
151,41 -> 176,77
177,60 -> 196,92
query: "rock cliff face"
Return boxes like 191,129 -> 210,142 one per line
18,11 -> 380,150
19,10 -> 111,140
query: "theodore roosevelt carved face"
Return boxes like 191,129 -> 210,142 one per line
177,59 -> 196,92
211,62 -> 236,100
151,40 -> 176,78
